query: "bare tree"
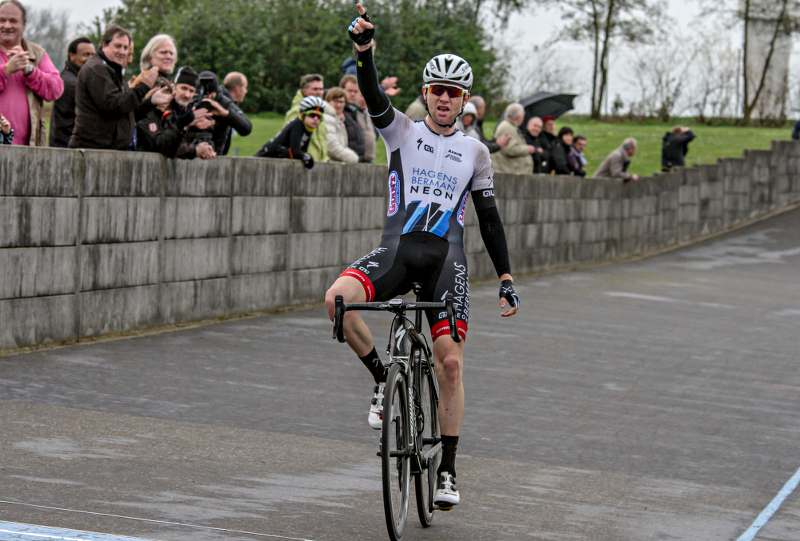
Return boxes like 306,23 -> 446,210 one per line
625,38 -> 695,121
536,0 -> 668,119
701,0 -> 800,123
689,32 -> 740,121
25,7 -> 70,71
510,42 -> 584,98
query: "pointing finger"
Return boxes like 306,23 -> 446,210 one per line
356,2 -> 366,15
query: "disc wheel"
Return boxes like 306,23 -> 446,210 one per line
414,349 -> 440,527
382,362 -> 411,541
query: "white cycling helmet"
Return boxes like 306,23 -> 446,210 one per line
299,96 -> 326,114
423,54 -> 473,91
462,102 -> 477,118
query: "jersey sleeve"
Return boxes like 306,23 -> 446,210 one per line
377,110 -> 415,153
470,141 -> 494,193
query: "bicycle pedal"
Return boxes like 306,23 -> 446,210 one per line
434,503 -> 454,511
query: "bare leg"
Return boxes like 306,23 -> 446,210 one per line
325,276 -> 374,357
433,336 -> 465,436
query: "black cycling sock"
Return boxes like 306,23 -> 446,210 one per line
359,347 -> 386,384
438,435 -> 459,477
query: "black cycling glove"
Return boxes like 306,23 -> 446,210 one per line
499,279 -> 520,309
348,12 -> 375,46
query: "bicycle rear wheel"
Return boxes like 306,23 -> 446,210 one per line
414,347 -> 440,527
382,362 -> 411,541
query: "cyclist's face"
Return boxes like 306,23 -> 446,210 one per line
424,84 -> 468,126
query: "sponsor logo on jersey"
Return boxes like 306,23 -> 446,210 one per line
416,137 -> 434,153
388,171 -> 400,216
445,149 -> 462,163
457,191 -> 469,226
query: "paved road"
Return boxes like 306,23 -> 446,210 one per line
2,208 -> 800,541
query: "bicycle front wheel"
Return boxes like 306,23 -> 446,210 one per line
414,347 -> 440,527
382,362 -> 411,541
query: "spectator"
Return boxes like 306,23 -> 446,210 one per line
338,75 -> 366,161
572,135 -> 587,177
341,74 -> 376,163
223,72 -> 248,103
491,103 -> 533,175
594,137 -> 639,182
523,116 -> 550,173
455,102 -> 480,140
549,126 -> 581,176
167,66 -> 216,160
1,112 -> 13,144
191,70 -> 252,156
284,73 -> 331,162
541,115 -> 557,146
139,34 -> 176,77
468,95 -> 509,153
69,25 -> 169,150
256,95 -> 323,169
0,0 -> 64,146
661,125 -> 695,171
136,76 -> 214,159
324,86 -> 359,163
405,95 -> 426,121
49,37 -> 94,148
792,119 -> 800,140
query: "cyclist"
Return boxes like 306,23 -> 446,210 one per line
254,95 -> 323,168
325,2 -> 520,510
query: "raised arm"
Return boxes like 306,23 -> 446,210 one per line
348,3 -> 394,129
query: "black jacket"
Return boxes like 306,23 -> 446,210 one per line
524,131 -> 552,173
197,71 -> 252,155
69,50 -> 155,150
661,130 -> 695,168
136,103 -> 195,158
549,139 -> 571,175
343,103 -> 366,161
255,118 -> 312,160
49,60 -> 80,148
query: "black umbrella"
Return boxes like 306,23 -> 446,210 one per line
497,92 -> 578,126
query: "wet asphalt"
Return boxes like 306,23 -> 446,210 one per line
1,207 -> 800,541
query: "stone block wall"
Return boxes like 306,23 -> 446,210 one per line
2,141 -> 800,351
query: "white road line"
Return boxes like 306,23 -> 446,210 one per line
0,502 -> 315,541
736,465 -> 800,541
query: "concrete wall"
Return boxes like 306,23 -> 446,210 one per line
3,143 -> 800,351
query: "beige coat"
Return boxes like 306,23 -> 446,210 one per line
325,112 -> 359,163
593,145 -> 633,181
355,106 -> 376,162
491,119 -> 533,175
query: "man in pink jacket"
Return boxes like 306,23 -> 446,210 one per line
0,0 -> 63,146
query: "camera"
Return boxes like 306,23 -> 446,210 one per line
186,74 -> 219,144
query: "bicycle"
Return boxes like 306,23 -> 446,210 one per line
333,284 -> 462,541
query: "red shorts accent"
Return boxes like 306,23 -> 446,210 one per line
431,319 -> 468,342
340,268 -> 376,302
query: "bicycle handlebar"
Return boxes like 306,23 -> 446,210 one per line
332,294 -> 462,343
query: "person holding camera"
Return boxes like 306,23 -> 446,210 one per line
255,95 -> 323,169
190,70 -> 252,156
136,76 -> 214,159
166,66 -> 216,160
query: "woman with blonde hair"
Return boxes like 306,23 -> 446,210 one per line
140,34 -> 177,75
324,87 -> 359,163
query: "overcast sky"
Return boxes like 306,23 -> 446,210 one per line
21,0 -> 799,115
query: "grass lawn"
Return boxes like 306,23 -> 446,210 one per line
231,112 -> 792,178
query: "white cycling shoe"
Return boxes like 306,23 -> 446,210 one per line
368,383 -> 385,430
434,471 -> 459,510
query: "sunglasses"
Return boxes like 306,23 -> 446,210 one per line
305,112 -> 322,119
425,84 -> 465,99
